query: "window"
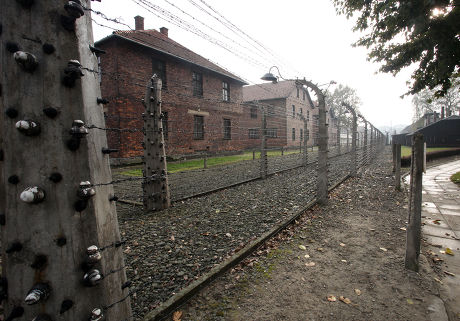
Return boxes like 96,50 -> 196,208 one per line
161,111 -> 168,140
300,128 -> 303,141
223,118 -> 231,140
292,105 -> 295,117
300,108 -> 303,115
192,72 -> 203,97
193,115 -> 204,139
152,58 -> 167,89
266,128 -> 278,138
248,128 -> 259,139
292,128 -> 296,141
267,106 -> 275,117
222,81 -> 230,101
250,106 -> 258,119
303,91 -> 306,101
307,111 -> 310,121
296,87 -> 299,98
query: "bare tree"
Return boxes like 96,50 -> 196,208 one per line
412,79 -> 460,120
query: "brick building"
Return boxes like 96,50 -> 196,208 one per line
96,16 -> 269,161
244,80 -> 327,147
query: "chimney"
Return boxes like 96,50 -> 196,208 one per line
160,27 -> 168,37
134,16 -> 144,31
441,106 -> 445,119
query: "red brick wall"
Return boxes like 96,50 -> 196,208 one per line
98,37 -> 266,159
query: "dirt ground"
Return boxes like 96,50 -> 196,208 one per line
177,149 -> 443,321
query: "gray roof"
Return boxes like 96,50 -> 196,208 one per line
96,29 -> 247,85
243,80 -> 299,102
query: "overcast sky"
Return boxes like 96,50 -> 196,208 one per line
91,0 -> 415,130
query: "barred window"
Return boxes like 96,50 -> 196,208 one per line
266,128 -> 278,138
192,72 -> 203,97
222,81 -> 230,101
250,106 -> 258,118
223,118 -> 231,139
248,128 -> 259,139
193,115 -> 204,139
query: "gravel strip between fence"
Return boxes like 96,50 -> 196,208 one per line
115,150 -> 368,320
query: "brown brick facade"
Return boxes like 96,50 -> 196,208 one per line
97,31 -> 280,160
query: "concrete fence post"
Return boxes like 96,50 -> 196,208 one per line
342,103 -> 357,176
395,144 -> 401,191
260,105 -> 267,179
143,76 -> 170,212
0,1 -> 131,319
405,133 -> 424,271
316,90 -> 328,204
363,120 -> 368,165
303,117 -> 308,166
336,120 -> 341,156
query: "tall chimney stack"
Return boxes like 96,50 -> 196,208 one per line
134,15 -> 144,31
160,27 -> 169,37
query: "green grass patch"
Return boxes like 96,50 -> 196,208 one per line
401,146 -> 458,158
451,172 -> 460,185
120,148 -> 308,176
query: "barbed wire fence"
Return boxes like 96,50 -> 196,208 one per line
101,76 -> 384,319
0,2 -> 387,321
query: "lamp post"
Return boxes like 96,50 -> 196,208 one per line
260,67 -> 335,204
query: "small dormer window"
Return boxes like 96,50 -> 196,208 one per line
222,81 -> 230,101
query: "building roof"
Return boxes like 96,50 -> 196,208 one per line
243,80 -> 314,107
95,29 -> 247,85
414,115 -> 460,133
243,80 -> 297,101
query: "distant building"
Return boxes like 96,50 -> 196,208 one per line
96,16 -> 262,161
243,80 -> 314,147
393,115 -> 460,147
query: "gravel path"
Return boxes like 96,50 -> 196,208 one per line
115,145 -> 381,320
180,146 -> 441,321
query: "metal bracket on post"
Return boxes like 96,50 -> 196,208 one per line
143,75 -> 170,212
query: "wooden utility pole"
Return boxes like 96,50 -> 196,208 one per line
260,105 -> 268,179
405,133 -> 424,271
395,144 -> 402,191
0,1 -> 131,320
143,76 -> 170,212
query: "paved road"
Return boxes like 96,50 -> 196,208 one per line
421,159 -> 460,320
